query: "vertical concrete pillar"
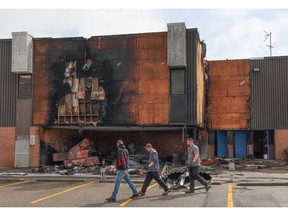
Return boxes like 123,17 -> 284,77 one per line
167,23 -> 187,68
12,31 -> 33,73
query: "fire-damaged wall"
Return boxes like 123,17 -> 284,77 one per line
33,32 -> 169,127
39,127 -> 187,165
206,59 -> 251,130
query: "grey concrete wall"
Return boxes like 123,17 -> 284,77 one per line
12,32 -> 33,73
167,23 -> 187,68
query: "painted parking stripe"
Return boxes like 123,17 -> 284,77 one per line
31,181 -> 95,204
0,181 -> 27,189
120,182 -> 158,207
227,183 -> 233,208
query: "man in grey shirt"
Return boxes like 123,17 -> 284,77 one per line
186,138 -> 211,193
138,143 -> 170,196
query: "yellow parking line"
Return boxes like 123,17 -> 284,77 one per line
120,182 -> 158,207
227,183 -> 233,208
31,181 -> 95,204
0,181 -> 27,189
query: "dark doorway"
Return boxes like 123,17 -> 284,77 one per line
253,131 -> 266,159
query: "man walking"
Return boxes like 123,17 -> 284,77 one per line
186,138 -> 211,193
138,143 -> 170,196
106,140 -> 139,202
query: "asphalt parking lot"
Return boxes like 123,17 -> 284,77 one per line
0,176 -> 288,208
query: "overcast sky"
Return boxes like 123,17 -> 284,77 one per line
1,1 -> 288,60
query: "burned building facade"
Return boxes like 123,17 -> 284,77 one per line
0,23 -> 207,167
1,22 -> 288,168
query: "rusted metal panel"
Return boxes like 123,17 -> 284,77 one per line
250,56 -> 288,129
33,32 -> 169,127
207,59 -> 251,130
0,40 -> 17,127
16,99 -> 32,138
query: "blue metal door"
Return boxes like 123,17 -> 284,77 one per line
235,131 -> 247,158
216,131 -> 227,157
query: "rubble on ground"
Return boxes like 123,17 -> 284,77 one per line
53,138 -> 101,167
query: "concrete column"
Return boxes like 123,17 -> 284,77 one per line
12,31 -> 33,73
167,23 -> 187,68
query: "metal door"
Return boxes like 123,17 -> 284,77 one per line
216,131 -> 227,157
235,131 -> 247,158
15,140 -> 29,167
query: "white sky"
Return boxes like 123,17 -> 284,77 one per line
1,1 -> 288,60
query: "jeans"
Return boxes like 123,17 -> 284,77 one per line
111,170 -> 138,199
188,166 -> 208,192
141,171 -> 169,193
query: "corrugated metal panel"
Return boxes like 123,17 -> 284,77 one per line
0,40 -> 17,127
186,29 -> 198,125
250,56 -> 288,129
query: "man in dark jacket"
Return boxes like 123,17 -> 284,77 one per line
138,143 -> 170,196
106,140 -> 139,202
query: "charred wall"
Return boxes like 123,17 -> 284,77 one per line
40,128 -> 185,161
33,32 -> 169,127
207,59 -> 251,130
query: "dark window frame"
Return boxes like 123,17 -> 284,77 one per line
170,69 -> 186,95
18,74 -> 32,99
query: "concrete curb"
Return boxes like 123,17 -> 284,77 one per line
237,182 -> 288,186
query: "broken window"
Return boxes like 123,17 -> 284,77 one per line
18,75 -> 32,99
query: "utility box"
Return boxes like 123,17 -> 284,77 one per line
12,32 -> 33,74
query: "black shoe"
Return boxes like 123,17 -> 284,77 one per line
130,193 -> 139,198
106,197 -> 116,202
138,191 -> 145,196
185,190 -> 195,194
162,189 -> 171,195
205,183 -> 211,192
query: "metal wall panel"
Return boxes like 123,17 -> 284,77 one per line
235,131 -> 247,158
0,40 -> 17,127
250,56 -> 288,129
15,140 -> 29,167
186,29 -> 198,125
216,131 -> 228,157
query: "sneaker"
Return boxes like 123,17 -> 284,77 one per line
185,190 -> 195,194
138,191 -> 145,196
162,189 -> 171,195
130,193 -> 139,198
205,183 -> 211,192
106,197 -> 116,202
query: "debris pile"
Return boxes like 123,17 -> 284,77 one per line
53,138 -> 101,167
160,165 -> 212,190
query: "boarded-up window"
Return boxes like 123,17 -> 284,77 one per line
18,75 -> 32,99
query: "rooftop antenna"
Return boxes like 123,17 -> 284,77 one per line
264,30 -> 273,57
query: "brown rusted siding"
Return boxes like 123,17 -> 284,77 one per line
33,39 -> 50,125
207,59 -> 251,130
33,32 -> 169,126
